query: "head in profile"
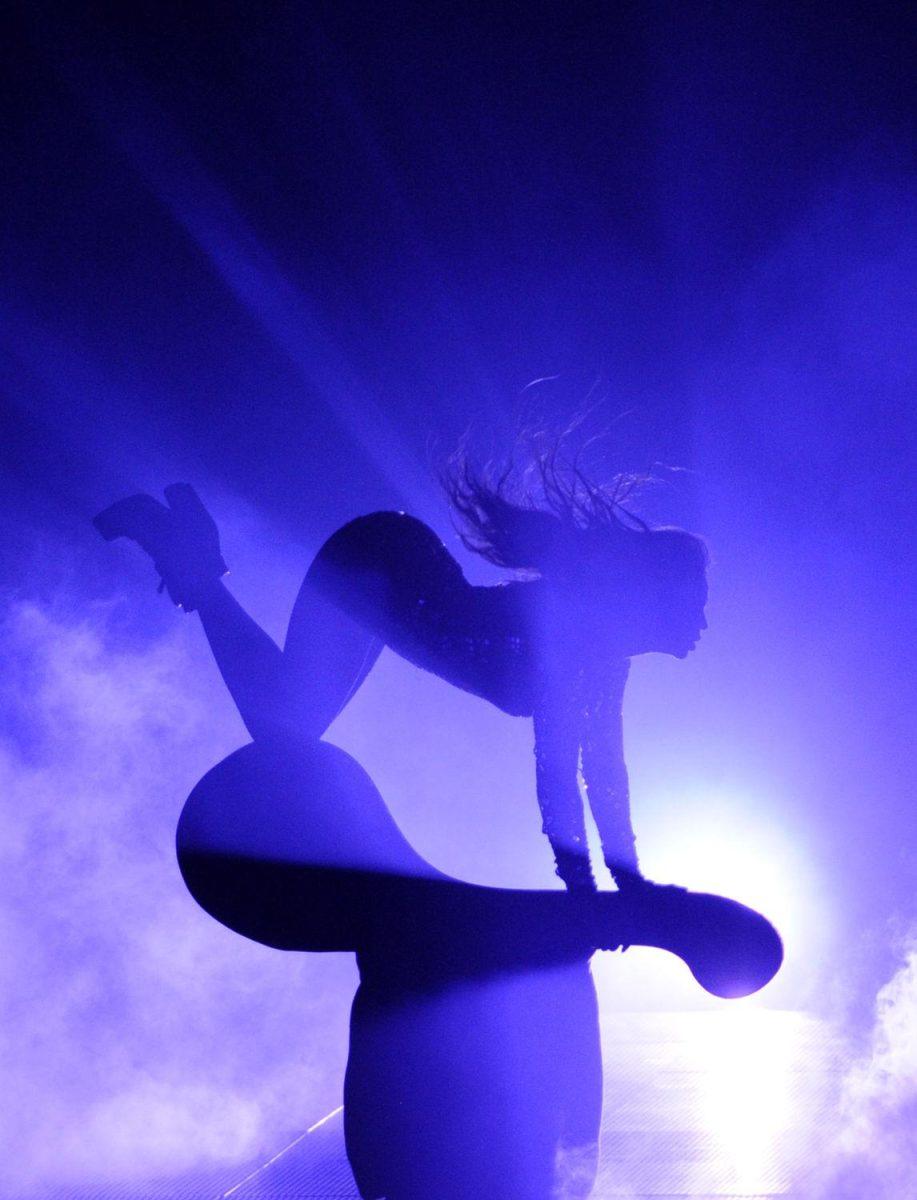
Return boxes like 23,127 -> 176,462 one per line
445,431 -> 709,662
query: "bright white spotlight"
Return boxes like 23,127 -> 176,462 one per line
692,1008 -> 835,1193
642,791 -> 816,955
591,788 -> 825,1006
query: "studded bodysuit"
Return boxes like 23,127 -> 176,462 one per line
296,510 -> 640,890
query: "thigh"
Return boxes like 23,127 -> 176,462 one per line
283,572 -> 383,739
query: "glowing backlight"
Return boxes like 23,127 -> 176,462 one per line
641,792 -> 819,967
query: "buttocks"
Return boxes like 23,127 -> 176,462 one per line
309,511 -> 540,716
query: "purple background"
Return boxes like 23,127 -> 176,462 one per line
1,4 -> 914,1194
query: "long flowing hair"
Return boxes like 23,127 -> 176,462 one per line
442,422 -> 707,581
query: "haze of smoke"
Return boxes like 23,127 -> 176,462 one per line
802,931 -> 917,1199
0,594 -> 354,1195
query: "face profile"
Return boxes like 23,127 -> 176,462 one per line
590,574 -> 707,659
629,529 -> 710,659
563,532 -> 709,662
654,571 -> 709,658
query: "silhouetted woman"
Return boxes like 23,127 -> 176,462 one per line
95,453 -> 777,1200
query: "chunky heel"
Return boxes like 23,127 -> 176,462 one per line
93,485 -> 227,611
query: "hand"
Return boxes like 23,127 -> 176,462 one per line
554,847 -> 598,892
611,867 -> 688,903
609,865 -> 653,893
606,867 -> 686,954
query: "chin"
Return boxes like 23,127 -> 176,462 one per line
634,636 -> 698,659
668,640 -> 697,659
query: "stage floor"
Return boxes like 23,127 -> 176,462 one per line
55,1008 -> 850,1199
220,1008 -> 847,1199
